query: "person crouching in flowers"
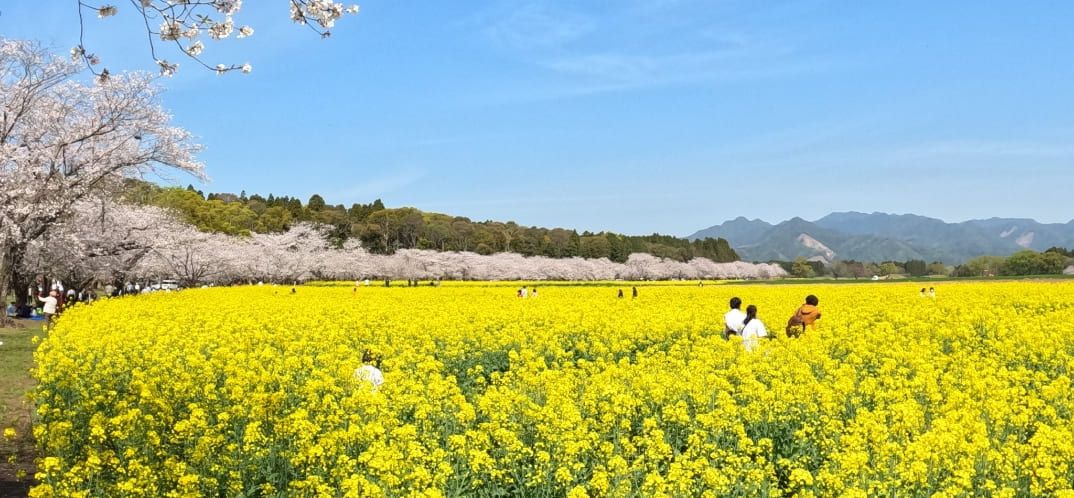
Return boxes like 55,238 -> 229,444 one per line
354,351 -> 384,389
786,294 -> 821,337
741,305 -> 768,352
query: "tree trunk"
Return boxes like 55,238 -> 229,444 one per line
1,243 -> 31,326
0,245 -> 10,326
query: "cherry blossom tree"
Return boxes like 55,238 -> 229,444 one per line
136,227 -> 238,287
243,223 -> 332,283
350,248 -> 786,282
74,1 -> 360,77
0,39 -> 202,308
21,199 -> 188,291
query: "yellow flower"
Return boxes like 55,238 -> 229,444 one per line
26,281 -> 1074,496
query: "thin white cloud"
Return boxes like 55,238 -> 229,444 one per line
460,1 -> 827,100
329,168 -> 427,202
541,42 -> 814,85
884,139 -> 1074,161
711,136 -> 1074,181
478,2 -> 594,50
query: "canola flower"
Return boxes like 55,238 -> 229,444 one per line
31,282 -> 1074,496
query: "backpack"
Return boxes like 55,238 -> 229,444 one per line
785,308 -> 805,338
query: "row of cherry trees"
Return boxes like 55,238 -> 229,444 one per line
21,201 -> 787,288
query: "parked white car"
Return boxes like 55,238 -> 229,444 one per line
146,280 -> 181,292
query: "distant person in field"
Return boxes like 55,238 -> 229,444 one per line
929,287 -> 936,298
724,297 -> 745,339
920,288 -> 927,297
354,351 -> 384,389
632,286 -> 638,299
741,305 -> 769,352
5,302 -> 16,318
786,294 -> 821,337
531,287 -> 538,298
618,289 -> 624,299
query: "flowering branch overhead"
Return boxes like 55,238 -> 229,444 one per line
74,0 -> 360,78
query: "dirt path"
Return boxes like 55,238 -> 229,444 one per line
0,320 -> 39,498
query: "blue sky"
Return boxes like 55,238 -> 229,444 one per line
4,1 -> 1074,235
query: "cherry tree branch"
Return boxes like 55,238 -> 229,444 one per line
72,1 -> 360,77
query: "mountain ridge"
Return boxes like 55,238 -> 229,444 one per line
689,212 -> 1074,264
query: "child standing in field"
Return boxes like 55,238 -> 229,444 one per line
741,305 -> 768,352
37,290 -> 59,330
786,294 -> 821,338
355,351 -> 384,389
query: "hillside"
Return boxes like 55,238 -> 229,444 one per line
126,181 -> 738,264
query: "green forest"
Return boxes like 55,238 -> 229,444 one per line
123,182 -> 739,263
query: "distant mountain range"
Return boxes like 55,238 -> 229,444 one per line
688,212 -> 1074,264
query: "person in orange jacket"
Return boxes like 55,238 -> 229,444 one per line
786,294 -> 821,338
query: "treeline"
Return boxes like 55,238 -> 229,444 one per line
951,248 -> 1073,277
778,258 -> 951,279
777,248 -> 1073,279
123,182 -> 738,263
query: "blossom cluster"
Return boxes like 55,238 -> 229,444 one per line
30,281 -> 1074,496
76,1 -> 360,76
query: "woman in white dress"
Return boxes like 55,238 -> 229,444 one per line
741,304 -> 768,352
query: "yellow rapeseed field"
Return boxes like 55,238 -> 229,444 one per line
29,281 -> 1074,497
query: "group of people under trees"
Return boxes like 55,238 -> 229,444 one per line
723,295 -> 822,351
6,279 -> 111,329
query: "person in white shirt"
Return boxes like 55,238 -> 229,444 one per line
37,290 -> 59,330
724,297 -> 746,339
740,304 -> 769,352
354,351 -> 384,389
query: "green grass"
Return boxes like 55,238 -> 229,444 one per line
0,320 -> 40,496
